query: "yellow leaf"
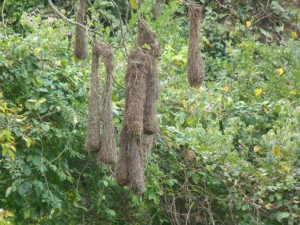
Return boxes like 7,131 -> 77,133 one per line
246,21 -> 252,28
265,203 -> 275,210
130,0 -> 138,10
289,90 -> 297,96
292,197 -> 299,203
291,31 -> 298,39
224,86 -> 230,93
271,145 -> 280,158
280,25 -> 284,32
276,68 -> 284,76
187,119 -> 195,126
166,140 -> 173,149
60,9 -> 66,15
183,100 -> 188,108
254,146 -> 261,152
281,166 -> 291,173
254,88 -> 263,96
0,106 -> 6,113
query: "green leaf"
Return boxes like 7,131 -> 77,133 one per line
242,204 -> 250,210
276,212 -> 290,221
5,187 -> 12,197
260,28 -> 272,38
33,180 -> 44,196
31,77 -> 43,87
41,123 -> 50,132
23,165 -> 32,176
103,180 -> 108,187
17,181 -> 32,196
32,155 -> 41,166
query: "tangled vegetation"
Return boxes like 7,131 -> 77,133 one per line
0,0 -> 299,224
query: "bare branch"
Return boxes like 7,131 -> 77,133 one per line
47,0 -> 102,37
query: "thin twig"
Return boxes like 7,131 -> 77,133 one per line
185,202 -> 194,225
252,12 -> 275,26
205,198 -> 216,225
76,162 -> 90,192
112,74 -> 124,89
49,0 -> 130,50
86,0 -> 93,7
111,0 -> 129,59
48,0 -> 102,37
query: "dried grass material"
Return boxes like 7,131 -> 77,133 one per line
187,4 -> 205,88
143,57 -> 160,134
127,138 -> 145,194
116,50 -> 148,194
123,50 -> 147,139
116,125 -> 145,194
74,0 -> 88,59
98,43 -> 117,164
137,20 -> 161,57
137,19 -> 162,135
115,124 -> 129,186
85,40 -> 101,153
116,21 -> 162,194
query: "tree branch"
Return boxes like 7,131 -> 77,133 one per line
47,0 -> 102,37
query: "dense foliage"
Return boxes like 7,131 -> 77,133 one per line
0,0 -> 299,224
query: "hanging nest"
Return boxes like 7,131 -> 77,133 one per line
123,50 -> 148,140
116,50 -> 148,194
116,20 -> 162,195
85,40 -> 101,153
116,125 -> 145,194
127,138 -> 145,194
187,4 -> 205,88
137,19 -> 161,135
115,124 -> 130,186
143,56 -> 161,135
74,0 -> 88,59
137,19 -> 162,57
98,42 -> 117,164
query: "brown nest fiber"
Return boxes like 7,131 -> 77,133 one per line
116,20 -> 162,194
127,138 -> 145,194
85,40 -> 101,153
116,125 -> 145,194
137,20 -> 161,135
115,124 -> 130,186
137,20 -> 161,57
187,4 -> 205,88
98,42 -> 117,164
143,57 -> 160,135
116,50 -> 148,194
123,50 -> 147,139
74,0 -> 88,59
